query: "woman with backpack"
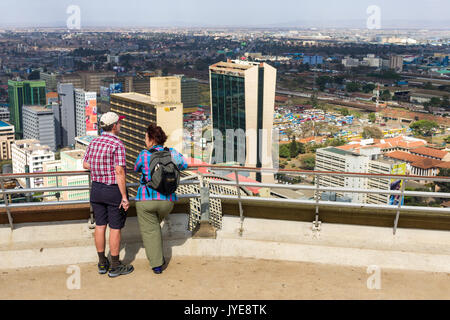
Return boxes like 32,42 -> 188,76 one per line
134,124 -> 188,274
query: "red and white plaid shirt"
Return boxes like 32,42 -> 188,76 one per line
83,132 -> 127,185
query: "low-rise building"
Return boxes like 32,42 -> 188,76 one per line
316,146 -> 406,204
43,150 -> 89,202
12,139 -> 55,188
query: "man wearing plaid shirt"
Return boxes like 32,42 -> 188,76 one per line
83,112 -> 134,278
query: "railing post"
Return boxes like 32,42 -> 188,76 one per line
393,178 -> 406,235
88,171 -> 95,229
1,178 -> 14,230
234,170 -> 244,237
313,174 -> 321,231
25,165 -> 32,203
55,167 -> 60,202
192,174 -> 216,238
200,186 -> 210,221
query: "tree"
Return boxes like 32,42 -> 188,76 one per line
289,140 -> 299,158
308,92 -> 319,108
284,128 -> 294,141
362,126 -> 384,139
328,138 -> 346,147
424,82 -> 434,90
333,76 -> 344,85
435,168 -> 450,193
368,113 -> 377,123
297,142 -> 306,154
313,122 -> 326,137
380,89 -> 391,101
340,108 -> 350,116
301,155 -> 316,170
346,82 -> 360,92
410,120 -> 438,137
445,136 -> 450,144
279,144 -> 291,158
300,121 -> 314,138
429,97 -> 442,108
316,76 -> 332,91
327,125 -> 340,137
362,83 -> 376,93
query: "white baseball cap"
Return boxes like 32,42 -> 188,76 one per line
100,112 -> 126,127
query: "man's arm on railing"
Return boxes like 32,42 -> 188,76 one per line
83,161 -> 90,170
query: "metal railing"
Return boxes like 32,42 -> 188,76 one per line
0,166 -> 449,235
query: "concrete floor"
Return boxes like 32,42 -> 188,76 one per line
1,256 -> 449,300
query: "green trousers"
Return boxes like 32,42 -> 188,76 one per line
136,200 -> 174,268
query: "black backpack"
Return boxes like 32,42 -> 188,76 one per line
144,147 -> 180,196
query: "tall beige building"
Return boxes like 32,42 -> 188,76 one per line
0,121 -> 15,160
150,76 -> 182,104
389,55 -> 403,72
110,77 -> 183,194
209,60 -> 277,181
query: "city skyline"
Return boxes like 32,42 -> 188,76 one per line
0,0 -> 449,29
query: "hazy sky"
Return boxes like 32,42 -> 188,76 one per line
1,0 -> 449,28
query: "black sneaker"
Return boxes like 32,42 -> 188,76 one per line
98,260 -> 110,275
108,262 -> 134,278
152,258 -> 166,274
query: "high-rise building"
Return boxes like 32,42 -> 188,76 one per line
390,55 -> 404,72
120,71 -> 162,95
12,139 -> 55,188
59,73 -> 83,89
181,77 -> 199,111
110,91 -> 183,195
75,89 -> 98,137
54,83 -> 76,148
363,54 -> 382,68
40,72 -> 59,92
8,80 -> 46,139
22,106 -> 56,151
0,121 -> 15,160
209,60 -> 277,181
59,71 -> 116,94
150,76 -> 182,104
0,107 -> 10,122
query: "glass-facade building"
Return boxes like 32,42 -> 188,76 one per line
209,60 -> 277,182
210,73 -> 246,164
8,80 -> 46,139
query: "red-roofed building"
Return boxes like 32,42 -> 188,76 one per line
275,96 -> 289,103
186,157 -> 210,174
410,147 -> 450,161
225,173 -> 261,195
385,151 -> 447,177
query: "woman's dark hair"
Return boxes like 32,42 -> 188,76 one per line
146,123 -> 167,145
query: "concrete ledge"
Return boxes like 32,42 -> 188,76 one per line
1,214 -> 449,273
